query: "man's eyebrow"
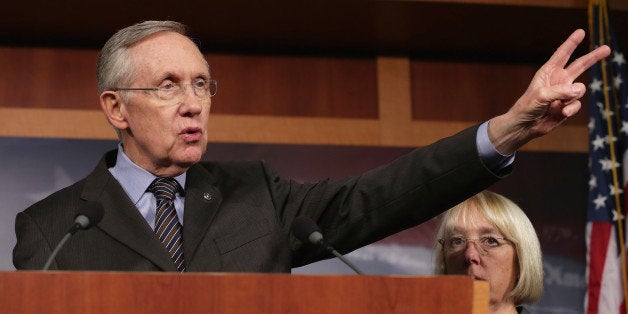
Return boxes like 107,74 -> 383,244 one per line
196,73 -> 210,80
151,71 -> 177,82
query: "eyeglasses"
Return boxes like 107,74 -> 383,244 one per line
113,79 -> 217,101
438,235 -> 510,255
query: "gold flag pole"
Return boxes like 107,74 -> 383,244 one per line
588,1 -> 628,312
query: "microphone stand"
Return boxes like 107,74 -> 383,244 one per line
43,233 -> 73,271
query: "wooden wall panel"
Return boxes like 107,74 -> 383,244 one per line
0,48 -> 99,109
0,48 -> 379,119
208,54 -> 379,118
410,60 -> 589,126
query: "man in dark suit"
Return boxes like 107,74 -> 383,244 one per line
13,21 -> 610,272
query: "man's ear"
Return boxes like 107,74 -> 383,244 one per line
100,91 -> 128,130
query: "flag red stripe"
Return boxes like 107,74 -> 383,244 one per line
587,221 -> 613,314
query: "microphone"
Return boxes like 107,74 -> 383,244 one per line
291,216 -> 364,275
42,201 -> 104,271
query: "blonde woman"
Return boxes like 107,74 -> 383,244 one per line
435,191 -> 543,314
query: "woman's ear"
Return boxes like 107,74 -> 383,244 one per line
100,91 -> 128,130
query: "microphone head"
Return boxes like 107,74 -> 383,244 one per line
74,201 -> 104,229
291,216 -> 323,244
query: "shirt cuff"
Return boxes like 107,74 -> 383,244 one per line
476,121 -> 515,173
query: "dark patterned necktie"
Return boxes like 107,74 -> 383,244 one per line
148,177 -> 185,272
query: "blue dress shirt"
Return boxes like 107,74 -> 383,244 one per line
109,144 -> 186,230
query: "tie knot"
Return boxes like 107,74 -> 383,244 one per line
148,177 -> 181,202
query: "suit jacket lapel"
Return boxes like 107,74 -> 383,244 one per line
182,163 -> 222,265
79,151 -> 178,272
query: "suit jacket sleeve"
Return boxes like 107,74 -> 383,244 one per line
264,124 -> 507,266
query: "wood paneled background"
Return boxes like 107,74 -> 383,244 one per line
1,0 -> 627,151
0,49 -> 596,151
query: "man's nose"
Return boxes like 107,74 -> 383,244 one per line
179,85 -> 206,115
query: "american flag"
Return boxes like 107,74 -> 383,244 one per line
586,1 -> 628,313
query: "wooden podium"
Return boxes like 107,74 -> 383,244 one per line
0,271 -> 488,313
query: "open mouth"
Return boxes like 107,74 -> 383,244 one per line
180,127 -> 202,141
182,127 -> 201,134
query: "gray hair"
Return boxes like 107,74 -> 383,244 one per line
96,20 -> 188,94
434,190 -> 544,305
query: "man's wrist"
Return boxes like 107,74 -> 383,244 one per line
477,120 -> 515,172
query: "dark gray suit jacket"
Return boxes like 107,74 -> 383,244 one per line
13,126 -> 504,272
